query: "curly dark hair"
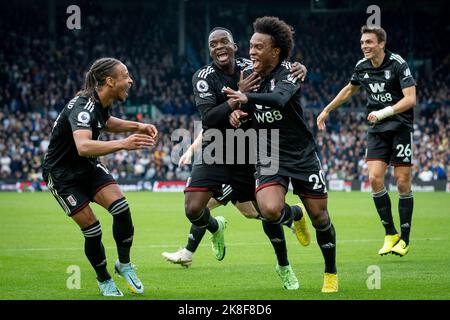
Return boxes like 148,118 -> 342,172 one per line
253,16 -> 294,61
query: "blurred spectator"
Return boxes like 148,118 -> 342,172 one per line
418,164 -> 433,182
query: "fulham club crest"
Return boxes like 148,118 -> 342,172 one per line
67,195 -> 77,207
384,70 -> 391,79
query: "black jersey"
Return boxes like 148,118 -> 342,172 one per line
243,61 -> 320,174
192,58 -> 253,164
42,94 -> 111,181
350,50 -> 416,132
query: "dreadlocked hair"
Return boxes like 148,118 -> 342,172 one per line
80,57 -> 121,99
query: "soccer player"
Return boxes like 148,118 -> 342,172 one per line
162,131 -> 310,267
316,25 -> 416,256
183,27 -> 310,290
225,16 -> 338,292
42,58 -> 157,296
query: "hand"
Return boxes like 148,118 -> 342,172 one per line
138,123 -> 158,139
316,110 -> 329,131
123,134 -> 155,150
367,112 -> 378,123
178,148 -> 193,167
291,62 -> 308,82
224,87 -> 248,104
238,71 -> 261,93
367,106 -> 394,123
229,110 -> 248,128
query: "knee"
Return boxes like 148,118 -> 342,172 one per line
259,202 -> 284,222
184,201 -> 203,220
396,176 -> 412,194
369,173 -> 384,191
310,209 -> 330,228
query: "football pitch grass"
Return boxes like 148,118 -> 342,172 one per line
0,191 -> 449,300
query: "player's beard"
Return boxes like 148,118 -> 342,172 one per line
117,86 -> 130,102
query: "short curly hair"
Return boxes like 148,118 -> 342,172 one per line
253,16 -> 294,61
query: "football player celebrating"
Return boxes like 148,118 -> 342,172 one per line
226,16 -> 338,293
43,58 -> 157,296
317,25 -> 416,256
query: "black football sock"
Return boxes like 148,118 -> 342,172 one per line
81,221 -> 111,282
291,204 -> 304,221
109,198 -> 134,264
372,187 -> 397,235
262,220 -> 289,266
185,224 -> 207,253
188,207 -> 219,233
315,221 -> 337,274
399,191 -> 414,245
275,204 -> 294,227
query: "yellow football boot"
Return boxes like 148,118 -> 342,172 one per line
292,203 -> 311,246
321,273 -> 338,293
391,239 -> 409,257
378,234 -> 400,255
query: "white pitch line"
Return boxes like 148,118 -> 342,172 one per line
0,237 -> 445,252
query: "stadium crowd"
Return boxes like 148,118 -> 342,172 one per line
0,3 -> 448,183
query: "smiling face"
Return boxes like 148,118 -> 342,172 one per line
110,63 -> 133,102
249,32 -> 280,76
208,29 -> 237,71
360,32 -> 385,60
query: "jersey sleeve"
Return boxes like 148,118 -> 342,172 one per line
192,70 -> 217,107
246,63 -> 300,109
192,68 -> 233,127
350,65 -> 361,85
396,61 -> 416,89
68,97 -> 96,132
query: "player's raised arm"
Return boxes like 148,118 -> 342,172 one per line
290,61 -> 308,82
317,82 -> 360,130
73,129 -> 155,157
105,116 -> 158,138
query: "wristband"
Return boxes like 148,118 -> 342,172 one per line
373,106 -> 394,121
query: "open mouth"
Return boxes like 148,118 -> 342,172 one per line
217,52 -> 228,63
251,58 -> 260,70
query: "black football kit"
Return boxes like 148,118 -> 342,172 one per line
350,50 -> 416,165
187,58 -> 256,202
242,61 -> 327,198
42,94 -> 116,215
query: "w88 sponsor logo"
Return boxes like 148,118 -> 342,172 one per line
254,109 -> 283,123
371,92 -> 393,102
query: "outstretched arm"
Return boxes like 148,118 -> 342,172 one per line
317,82 -> 360,130
106,116 -> 158,138
73,129 -> 155,157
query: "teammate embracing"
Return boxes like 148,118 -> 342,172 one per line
226,16 -> 338,292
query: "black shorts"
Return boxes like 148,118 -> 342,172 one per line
45,164 -> 117,216
366,130 -> 413,166
255,171 -> 328,199
185,164 -> 255,202
213,184 -> 238,205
